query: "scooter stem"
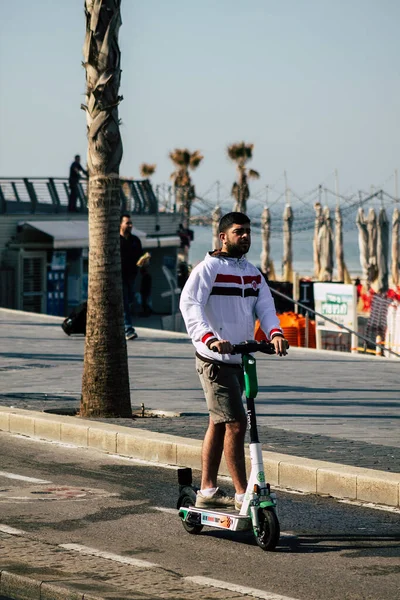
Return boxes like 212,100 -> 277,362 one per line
243,354 -> 259,444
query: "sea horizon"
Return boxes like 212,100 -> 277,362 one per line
187,224 -> 363,279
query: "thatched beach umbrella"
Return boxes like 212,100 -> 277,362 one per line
260,206 -> 275,280
356,207 -> 369,285
318,206 -> 334,281
313,202 -> 324,278
376,207 -> 389,293
334,205 -> 351,283
367,207 -> 378,285
212,205 -> 222,251
282,204 -> 293,282
391,207 -> 400,288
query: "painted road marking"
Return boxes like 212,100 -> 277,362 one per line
61,542 -> 298,598
0,524 -> 26,535
0,470 -> 51,484
152,506 -> 178,515
60,543 -> 160,568
0,485 -> 118,503
185,576 -> 300,600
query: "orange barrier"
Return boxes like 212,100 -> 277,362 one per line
255,312 -> 316,348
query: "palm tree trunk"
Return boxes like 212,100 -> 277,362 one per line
212,205 -> 222,250
80,0 -> 131,418
356,207 -> 369,286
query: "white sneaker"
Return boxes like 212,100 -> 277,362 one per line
195,488 -> 235,508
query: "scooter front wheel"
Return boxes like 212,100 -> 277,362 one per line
178,494 -> 204,535
255,508 -> 280,551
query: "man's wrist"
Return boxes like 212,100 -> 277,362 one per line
201,332 -> 218,348
270,329 -> 284,340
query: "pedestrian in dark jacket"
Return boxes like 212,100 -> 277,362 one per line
120,213 -> 145,340
68,154 -> 88,212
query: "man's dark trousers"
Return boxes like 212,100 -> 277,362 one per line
68,183 -> 80,212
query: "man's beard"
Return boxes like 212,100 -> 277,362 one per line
225,240 -> 250,258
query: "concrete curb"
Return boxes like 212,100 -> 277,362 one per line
0,569 -> 106,600
0,407 -> 399,508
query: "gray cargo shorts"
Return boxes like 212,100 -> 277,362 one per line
196,355 -> 246,425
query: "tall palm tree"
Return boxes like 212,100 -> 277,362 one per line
80,0 -> 131,418
169,148 -> 203,229
227,142 -> 260,214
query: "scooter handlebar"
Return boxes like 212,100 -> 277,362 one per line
211,339 -> 289,355
231,340 -> 277,355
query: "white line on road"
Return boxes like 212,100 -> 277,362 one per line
152,506 -> 178,515
0,470 -> 51,484
185,576 -> 300,600
0,524 -> 26,535
60,543 -> 160,568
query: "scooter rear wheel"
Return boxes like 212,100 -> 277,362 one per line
255,507 -> 280,551
178,494 -> 204,535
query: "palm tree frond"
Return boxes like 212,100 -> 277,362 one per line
227,142 -> 254,164
189,151 -> 204,170
139,163 -> 156,178
169,148 -> 192,167
248,169 -> 260,180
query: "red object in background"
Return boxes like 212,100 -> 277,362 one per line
360,286 -> 400,313
255,313 -> 316,348
387,287 -> 400,302
360,288 -> 375,312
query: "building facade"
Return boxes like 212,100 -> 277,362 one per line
0,177 -> 182,317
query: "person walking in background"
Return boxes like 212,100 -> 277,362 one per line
120,213 -> 149,340
180,212 -> 287,511
68,154 -> 88,212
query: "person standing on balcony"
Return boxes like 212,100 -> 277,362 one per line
68,154 -> 88,212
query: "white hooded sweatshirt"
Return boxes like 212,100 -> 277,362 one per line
179,252 -> 282,364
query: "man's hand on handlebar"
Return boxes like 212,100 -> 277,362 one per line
209,339 -> 233,354
271,335 -> 288,357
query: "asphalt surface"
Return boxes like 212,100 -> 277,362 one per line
1,308 -> 400,600
1,432 -> 399,600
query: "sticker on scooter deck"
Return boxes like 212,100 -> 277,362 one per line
182,507 -> 251,531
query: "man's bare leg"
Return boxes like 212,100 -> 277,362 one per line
224,420 -> 247,494
200,418 -> 225,490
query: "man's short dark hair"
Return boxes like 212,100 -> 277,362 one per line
120,212 -> 131,224
75,154 -> 80,161
219,212 -> 251,233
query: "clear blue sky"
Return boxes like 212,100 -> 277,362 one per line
1,0 -> 399,205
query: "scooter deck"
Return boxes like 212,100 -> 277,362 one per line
180,505 -> 252,532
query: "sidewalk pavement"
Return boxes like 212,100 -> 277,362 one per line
0,308 -> 399,600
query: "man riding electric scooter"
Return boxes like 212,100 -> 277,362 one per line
179,212 -> 288,512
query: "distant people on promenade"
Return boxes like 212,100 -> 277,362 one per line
177,223 -> 194,250
68,154 -> 88,212
120,213 -> 150,340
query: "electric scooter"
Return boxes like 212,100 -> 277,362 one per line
177,339 -> 287,552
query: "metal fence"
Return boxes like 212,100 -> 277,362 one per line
0,177 -> 158,215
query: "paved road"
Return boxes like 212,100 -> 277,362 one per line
0,432 -> 399,600
0,309 -> 399,472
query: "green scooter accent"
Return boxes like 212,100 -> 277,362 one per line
243,354 -> 258,399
